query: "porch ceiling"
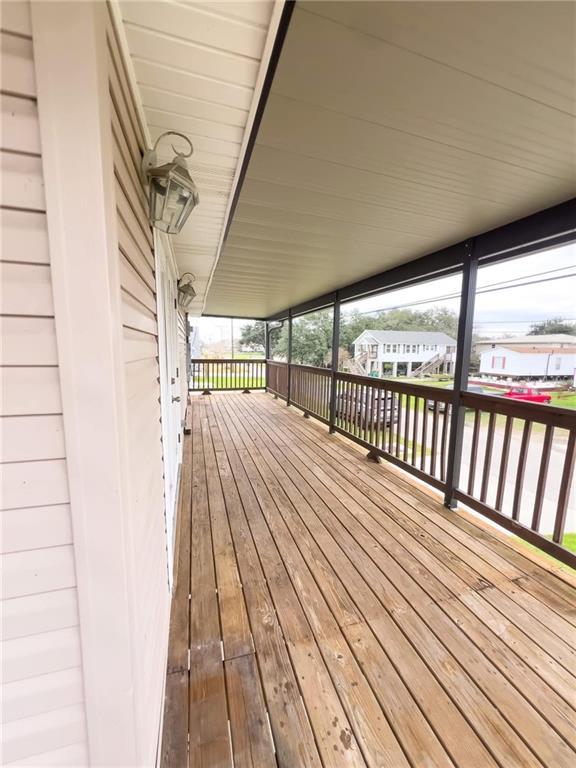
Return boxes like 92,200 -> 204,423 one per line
118,0 -> 282,315
204,1 -> 576,318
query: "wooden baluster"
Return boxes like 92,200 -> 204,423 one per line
420,398 -> 428,471
395,392 -> 403,457
403,395 -> 411,462
531,424 -> 553,530
369,386 -> 377,445
388,392 -> 395,454
375,387 -> 382,450
480,412 -> 496,503
467,410 -> 481,495
365,384 -> 371,442
553,429 -> 576,544
512,420 -> 532,521
495,416 -> 513,511
351,380 -> 357,434
411,397 -> 419,466
430,401 -> 439,477
381,389 -> 389,451
363,384 -> 370,442
439,403 -> 449,482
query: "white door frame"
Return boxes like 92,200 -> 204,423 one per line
155,232 -> 181,580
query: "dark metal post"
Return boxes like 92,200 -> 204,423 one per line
329,293 -> 340,432
286,310 -> 293,406
444,240 -> 478,508
264,321 -> 270,390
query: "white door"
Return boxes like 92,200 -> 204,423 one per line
155,234 -> 182,580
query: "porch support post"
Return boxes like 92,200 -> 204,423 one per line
329,292 -> 341,432
264,321 -> 270,389
286,310 -> 293,406
444,240 -> 478,508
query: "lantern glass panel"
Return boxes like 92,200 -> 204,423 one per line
148,163 -> 198,234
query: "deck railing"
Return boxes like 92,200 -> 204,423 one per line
190,359 -> 265,392
266,360 -> 289,399
264,360 -> 576,567
454,392 -> 576,561
333,372 -> 452,491
290,364 -> 331,423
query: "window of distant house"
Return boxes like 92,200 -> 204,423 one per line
412,345 -> 417,353
385,344 -> 391,353
392,345 -> 397,352
491,356 -> 506,369
370,344 -> 378,357
554,357 -> 562,370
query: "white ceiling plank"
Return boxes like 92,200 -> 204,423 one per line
139,85 -> 248,127
144,106 -> 244,144
122,1 -> 268,59
191,1 -> 275,30
125,25 -> 259,88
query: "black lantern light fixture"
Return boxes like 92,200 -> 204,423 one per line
177,273 -> 197,310
142,131 -> 199,235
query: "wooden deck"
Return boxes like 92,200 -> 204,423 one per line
162,392 -> 576,768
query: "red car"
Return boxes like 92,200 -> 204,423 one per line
502,387 -> 551,404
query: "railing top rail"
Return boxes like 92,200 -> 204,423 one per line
461,391 -> 576,429
266,359 -> 288,366
289,362 -> 332,376
335,371 -> 453,401
191,358 -> 265,363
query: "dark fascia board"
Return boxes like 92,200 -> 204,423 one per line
267,291 -> 337,322
222,1 -> 295,244
476,197 -> 576,260
264,198 -> 576,320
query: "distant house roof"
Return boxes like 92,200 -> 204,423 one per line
355,330 -> 457,346
478,334 -> 576,347
483,344 -> 575,355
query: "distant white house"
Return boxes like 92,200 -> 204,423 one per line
352,330 -> 457,377
477,334 -> 576,383
475,334 -> 576,352
479,344 -> 576,382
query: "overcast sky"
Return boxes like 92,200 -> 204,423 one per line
344,243 -> 576,338
193,243 -> 576,344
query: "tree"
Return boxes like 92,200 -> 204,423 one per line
273,310 -> 333,366
528,318 -> 576,336
239,320 -> 265,351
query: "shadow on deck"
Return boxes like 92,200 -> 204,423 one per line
161,392 -> 576,768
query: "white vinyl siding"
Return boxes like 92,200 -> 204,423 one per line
107,14 -> 170,763
0,6 -> 89,764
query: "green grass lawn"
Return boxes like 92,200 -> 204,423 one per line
550,391 -> 576,409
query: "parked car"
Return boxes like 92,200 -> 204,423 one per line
502,387 -> 552,404
336,391 -> 399,425
427,384 -> 484,411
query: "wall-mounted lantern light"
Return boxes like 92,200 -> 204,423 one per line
177,273 -> 197,310
142,131 -> 199,235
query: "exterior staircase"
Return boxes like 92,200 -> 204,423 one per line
412,352 -> 452,377
345,351 -> 369,376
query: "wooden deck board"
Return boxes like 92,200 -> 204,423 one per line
162,392 -> 576,768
